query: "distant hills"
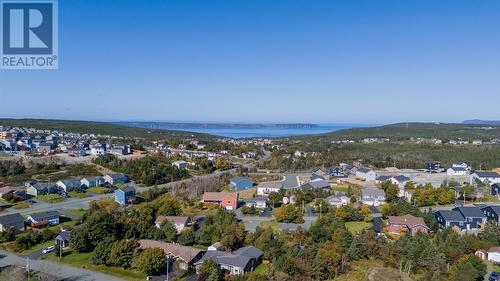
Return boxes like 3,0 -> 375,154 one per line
116,121 -> 318,130
293,122 -> 500,141
463,120 -> 500,126
0,118 -> 215,140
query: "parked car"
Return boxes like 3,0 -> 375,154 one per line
490,272 -> 499,281
42,246 -> 55,254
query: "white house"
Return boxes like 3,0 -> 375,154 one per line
56,179 -> 82,192
326,195 -> 349,207
487,247 -> 500,264
452,162 -> 471,171
470,171 -> 500,185
90,143 -> 105,156
360,188 -> 386,206
155,216 -> 189,233
244,197 -> 268,209
172,160 -> 188,170
447,167 -> 468,176
356,168 -> 377,181
256,182 -> 282,196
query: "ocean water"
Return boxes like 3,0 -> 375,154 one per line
169,124 -> 369,138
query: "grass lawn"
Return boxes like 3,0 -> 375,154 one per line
65,208 -> 86,218
334,259 -> 412,281
43,249 -> 147,281
345,221 -> 372,235
331,186 -> 349,193
13,201 -> 31,209
68,191 -> 90,199
86,187 -> 112,194
253,262 -> 269,275
259,220 -> 279,232
37,194 -> 66,203
19,240 -> 54,255
238,187 -> 256,199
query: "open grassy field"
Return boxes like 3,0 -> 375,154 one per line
43,249 -> 147,281
334,259 -> 412,281
345,221 -> 372,235
86,187 -> 112,194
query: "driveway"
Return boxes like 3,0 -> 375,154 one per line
0,250 -> 122,281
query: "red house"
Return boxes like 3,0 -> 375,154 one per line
202,191 -> 239,210
387,214 -> 431,236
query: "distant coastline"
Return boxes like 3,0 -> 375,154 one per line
116,121 -> 372,138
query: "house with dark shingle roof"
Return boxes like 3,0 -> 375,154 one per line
103,173 -> 129,185
434,210 -> 466,230
0,213 -> 24,232
301,179 -> 330,190
453,206 -> 487,229
355,168 -> 376,181
55,231 -> 72,248
114,186 -> 136,206
491,183 -> 500,198
27,211 -> 60,228
470,171 -> 500,185
195,246 -> 263,275
481,205 -> 500,224
434,206 -> 487,231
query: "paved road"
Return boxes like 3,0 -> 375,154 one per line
0,250 -> 123,281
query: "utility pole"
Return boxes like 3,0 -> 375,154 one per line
26,257 -> 30,280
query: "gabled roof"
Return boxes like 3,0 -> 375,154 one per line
197,246 -> 263,268
106,173 -> 128,180
474,171 -> 500,178
233,246 -> 264,259
155,216 -> 189,225
245,197 -> 268,203
388,214 -> 429,230
139,240 -> 203,263
256,181 -> 282,189
453,206 -> 486,218
56,231 -> 72,241
202,191 -> 238,202
29,211 -> 59,221
301,180 -> 330,189
357,168 -> 372,173
481,205 -> 500,215
360,188 -> 385,198
0,213 -> 24,225
393,175 -> 410,182
376,175 -> 392,181
118,186 -> 135,193
435,210 -> 465,222
449,167 -> 466,172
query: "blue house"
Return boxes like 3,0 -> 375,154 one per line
114,186 -> 136,206
230,176 -> 255,190
491,183 -> 500,197
434,206 -> 487,231
481,205 -> 500,224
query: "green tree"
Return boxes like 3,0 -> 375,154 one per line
177,228 -> 195,246
69,227 -> 92,253
108,239 -> 139,268
91,237 -> 115,265
160,221 -> 178,242
135,247 -> 167,275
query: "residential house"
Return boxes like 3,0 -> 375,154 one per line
491,183 -> 500,198
37,142 -> 53,154
360,188 -> 386,206
355,168 -> 376,181
27,211 -> 60,228
244,197 -> 268,209
434,206 -> 486,231
386,214 -> 431,236
139,240 -> 205,271
256,181 -> 282,196
80,176 -> 104,188
111,145 -> 131,155
488,247 -> 500,264
230,176 -> 255,190
475,249 -> 487,260
310,167 -> 327,177
114,186 -> 136,206
90,143 -> 105,155
67,146 -> 87,157
447,167 -> 468,176
301,179 -> 331,190
0,213 -> 24,232
452,162 -> 471,171
56,179 -> 82,192
172,160 -> 188,170
481,205 -> 500,224
208,242 -> 222,251
155,216 -> 189,233
26,182 -> 51,197
310,175 -> 326,182
328,166 -> 348,179
55,230 -> 72,248
195,246 -> 263,275
0,186 -> 24,199
325,195 -> 349,207
103,173 -> 129,185
427,161 -> 441,172
470,171 -> 500,185
202,191 -> 238,210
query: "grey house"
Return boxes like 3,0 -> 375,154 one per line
0,213 -> 24,232
26,182 -> 52,197
434,206 -> 487,231
56,179 -> 82,192
55,231 -> 72,248
195,246 -> 263,275
434,210 -> 466,230
27,211 -> 60,228
80,176 -> 104,188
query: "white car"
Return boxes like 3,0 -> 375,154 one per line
42,246 -> 55,254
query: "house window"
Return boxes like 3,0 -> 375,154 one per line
227,200 -> 232,204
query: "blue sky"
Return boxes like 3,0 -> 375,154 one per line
1,0 -> 499,124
